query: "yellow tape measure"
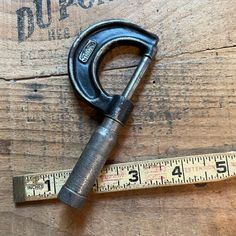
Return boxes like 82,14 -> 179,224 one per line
13,152 -> 236,203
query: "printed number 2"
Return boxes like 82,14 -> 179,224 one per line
128,170 -> 139,182
216,161 -> 227,173
172,166 -> 182,177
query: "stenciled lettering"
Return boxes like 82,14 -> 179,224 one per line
48,27 -> 70,40
33,0 -> 52,28
16,0 -> 114,42
59,0 -> 96,21
16,7 -> 34,42
59,0 -> 73,20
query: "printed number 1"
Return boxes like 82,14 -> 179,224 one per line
45,179 -> 51,191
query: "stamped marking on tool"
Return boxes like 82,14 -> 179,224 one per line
79,40 -> 97,63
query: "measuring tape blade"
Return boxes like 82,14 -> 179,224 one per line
13,152 -> 236,203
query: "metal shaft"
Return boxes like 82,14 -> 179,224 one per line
58,117 -> 122,208
122,56 -> 151,100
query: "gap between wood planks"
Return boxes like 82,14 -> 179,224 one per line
0,44 -> 235,82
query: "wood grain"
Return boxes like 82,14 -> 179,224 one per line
1,0 -> 236,79
0,0 -> 236,235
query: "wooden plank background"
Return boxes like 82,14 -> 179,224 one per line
0,0 -> 236,235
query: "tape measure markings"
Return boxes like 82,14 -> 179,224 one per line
13,152 -> 236,203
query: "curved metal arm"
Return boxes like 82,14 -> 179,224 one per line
68,19 -> 158,115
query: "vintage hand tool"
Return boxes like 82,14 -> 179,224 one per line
58,19 -> 159,208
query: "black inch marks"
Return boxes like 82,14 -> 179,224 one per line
16,0 -> 114,42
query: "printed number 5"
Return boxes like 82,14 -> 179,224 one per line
216,161 -> 227,173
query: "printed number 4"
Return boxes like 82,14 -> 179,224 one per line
172,166 -> 182,177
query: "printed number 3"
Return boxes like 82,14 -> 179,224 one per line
128,170 -> 139,182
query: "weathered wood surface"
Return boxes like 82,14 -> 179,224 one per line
0,0 -> 236,235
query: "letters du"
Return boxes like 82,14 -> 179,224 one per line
16,0 -> 101,42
